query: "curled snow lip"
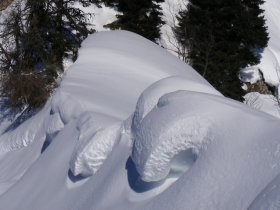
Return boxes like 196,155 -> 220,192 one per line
127,75 -> 220,182
131,90 -> 214,182
70,122 -> 122,177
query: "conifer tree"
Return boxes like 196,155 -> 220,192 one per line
0,0 -> 100,110
175,0 -> 269,101
104,0 -> 165,42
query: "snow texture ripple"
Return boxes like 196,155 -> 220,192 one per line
70,112 -> 122,176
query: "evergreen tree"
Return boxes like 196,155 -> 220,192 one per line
104,0 -> 165,42
175,0 -> 269,101
0,0 -> 100,110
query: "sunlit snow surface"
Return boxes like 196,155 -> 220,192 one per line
240,0 -> 280,87
240,0 -> 280,119
1,31 -> 280,210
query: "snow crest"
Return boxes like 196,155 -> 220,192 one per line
131,76 -> 221,133
133,114 -> 212,182
129,77 -> 218,182
50,90 -> 86,124
0,107 -> 47,151
45,91 -> 123,176
70,122 -> 122,176
42,91 -> 87,143
43,113 -> 65,142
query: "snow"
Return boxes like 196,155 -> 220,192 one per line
74,3 -> 117,32
50,91 -> 87,124
70,114 -> 122,176
131,91 -> 213,182
239,0 -> 280,87
139,92 -> 280,210
129,76 -> 221,182
240,65 -> 261,84
244,92 -> 280,119
238,0 -> 280,118
240,0 -> 280,87
0,1 -> 280,209
0,30 -> 279,210
159,0 -> 186,52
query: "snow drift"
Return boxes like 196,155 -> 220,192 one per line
1,31 -> 280,210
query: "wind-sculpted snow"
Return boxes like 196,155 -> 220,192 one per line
248,172 -> 280,209
0,90 -> 84,151
3,31 -> 280,210
69,76 -> 220,178
43,113 -> 64,142
70,113 -> 122,176
0,107 -> 47,151
45,91 -> 123,177
129,76 -> 220,182
131,76 -> 221,133
133,113 -> 212,182
136,91 -> 280,210
50,91 -> 87,124
131,90 -> 214,182
43,90 -> 87,143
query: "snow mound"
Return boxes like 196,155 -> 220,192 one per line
2,29 -> 280,209
46,90 -> 124,177
0,123 -> 38,151
129,75 -> 221,182
139,92 -> 280,209
258,47 -> 280,86
240,66 -> 260,84
240,48 -> 280,87
131,90 -> 214,182
248,172 -> 280,210
70,112 -> 122,176
43,112 -> 65,142
43,90 -> 87,142
131,76 -> 221,133
0,107 -> 47,151
242,0 -> 280,88
50,91 -> 86,124
243,92 -> 280,118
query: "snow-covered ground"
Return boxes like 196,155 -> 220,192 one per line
0,30 -> 280,209
240,0 -> 280,117
85,0 -> 280,119
1,1 -> 280,209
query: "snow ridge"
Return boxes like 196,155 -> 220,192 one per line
131,90 -> 214,182
127,75 -> 220,182
70,113 -> 122,176
45,91 -> 123,177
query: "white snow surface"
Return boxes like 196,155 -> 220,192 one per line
1,30 -> 280,210
240,0 -> 280,87
243,92 -> 280,119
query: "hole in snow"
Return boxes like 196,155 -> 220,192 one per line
170,149 -> 197,173
66,169 -> 90,189
126,153 -> 196,195
126,157 -> 166,193
127,145 -> 200,197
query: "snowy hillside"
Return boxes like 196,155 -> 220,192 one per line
0,30 -> 280,209
82,0 -> 280,118
1,0 -> 280,209
239,0 -> 280,117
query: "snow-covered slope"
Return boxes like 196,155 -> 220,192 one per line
86,0 -> 280,119
0,31 -> 280,210
241,0 -> 280,85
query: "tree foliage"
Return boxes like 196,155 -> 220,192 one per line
104,0 -> 165,42
175,0 -> 269,100
0,0 -> 99,110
